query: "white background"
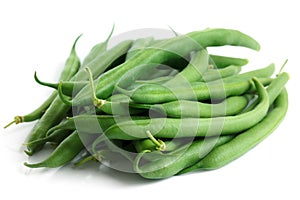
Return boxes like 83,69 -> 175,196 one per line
0,0 -> 299,199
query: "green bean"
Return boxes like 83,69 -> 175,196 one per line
75,40 -> 133,81
135,76 -> 174,84
30,29 -> 115,97
25,129 -> 73,147
209,54 -> 248,68
199,65 -> 241,82
24,131 -> 84,168
25,35 -> 82,155
81,25 -> 114,68
225,63 -> 275,81
243,72 -> 289,112
33,40 -> 133,96
178,88 -> 288,174
4,92 -> 57,128
117,76 -> 269,104
186,28 -> 260,50
46,115 -> 148,137
138,66 -> 178,81
130,94 -> 252,118
100,94 -> 144,115
126,37 -> 154,60
134,135 -> 234,179
163,50 -> 209,86
60,28 -> 260,107
33,73 -> 88,96
114,63 -> 166,90
102,78 -> 268,140
4,35 -> 82,128
24,38 -> 133,156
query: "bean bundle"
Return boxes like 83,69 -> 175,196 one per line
5,27 -> 289,180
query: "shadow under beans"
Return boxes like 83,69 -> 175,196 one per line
49,160 -> 161,186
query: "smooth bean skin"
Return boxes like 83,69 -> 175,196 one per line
35,40 -> 133,96
25,39 -> 133,155
46,115 -> 148,136
163,50 -> 209,86
103,78 -> 269,140
100,94 -> 144,115
178,88 -> 288,174
135,76 -> 174,84
81,25 -> 114,68
24,131 -> 84,168
4,92 -> 57,128
126,37 -> 154,60
5,35 -> 82,129
26,129 -> 73,147
130,95 -> 251,118
134,135 -> 234,179
34,73 -> 88,96
73,40 -> 133,81
225,63 -> 275,81
243,72 -> 289,113
25,36 -> 82,155
117,77 -> 268,104
66,28 -> 261,106
186,28 -> 260,51
209,54 -> 248,68
199,65 -> 241,82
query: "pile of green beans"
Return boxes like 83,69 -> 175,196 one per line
4,27 -> 289,180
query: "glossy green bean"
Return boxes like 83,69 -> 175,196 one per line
24,131 -> 84,168
25,36 -> 82,155
135,76 -> 174,84
243,72 -> 289,112
4,92 -> 57,128
26,129 -> 73,147
33,73 -> 88,96
178,88 -> 288,174
25,38 -> 132,155
117,77 -> 269,104
134,135 -> 234,179
199,65 -> 241,82
126,37 -> 154,60
130,94 -> 252,118
209,54 -> 248,68
46,115 -> 148,137
225,63 -> 275,81
34,40 -> 133,96
102,78 -> 268,140
4,35 -> 82,128
61,28 -> 260,107
163,50 -> 209,86
100,94 -> 144,115
81,25 -> 114,68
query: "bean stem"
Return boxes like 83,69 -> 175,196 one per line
85,67 -> 106,108
146,130 -> 166,151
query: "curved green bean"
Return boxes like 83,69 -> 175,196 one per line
24,131 -> 84,168
209,54 -> 248,68
117,77 -> 269,104
4,35 -> 82,128
178,88 -> 288,174
134,135 -> 234,179
163,50 -> 209,86
199,65 -> 241,82
25,35 -> 82,155
130,94 -> 252,118
102,78 -> 268,140
60,28 -> 260,107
